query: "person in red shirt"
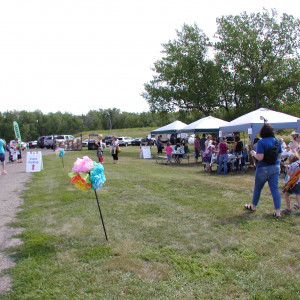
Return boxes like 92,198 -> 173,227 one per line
217,137 -> 229,175
194,136 -> 201,163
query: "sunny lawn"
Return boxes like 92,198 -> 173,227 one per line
4,146 -> 300,299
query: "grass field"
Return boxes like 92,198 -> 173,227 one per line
3,145 -> 300,299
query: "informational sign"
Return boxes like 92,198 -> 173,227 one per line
248,128 -> 253,135
140,146 -> 152,159
219,131 -> 222,137
26,151 -> 43,172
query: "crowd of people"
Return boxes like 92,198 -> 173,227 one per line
194,133 -> 248,174
156,125 -> 300,218
245,124 -> 300,218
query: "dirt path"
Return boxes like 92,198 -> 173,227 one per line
0,149 -> 52,294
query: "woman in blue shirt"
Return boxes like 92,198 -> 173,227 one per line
0,139 -> 7,174
244,123 -> 282,217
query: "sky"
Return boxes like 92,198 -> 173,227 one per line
0,0 -> 299,116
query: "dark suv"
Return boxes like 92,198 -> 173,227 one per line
103,136 -> 113,146
37,136 -> 45,148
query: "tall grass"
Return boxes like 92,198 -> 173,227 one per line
4,146 -> 300,299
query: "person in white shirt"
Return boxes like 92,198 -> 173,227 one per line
281,145 -> 292,160
279,138 -> 286,150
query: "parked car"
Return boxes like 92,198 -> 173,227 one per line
117,136 -> 133,146
28,140 -> 38,148
131,137 -> 143,146
44,135 -> 57,149
54,135 -> 74,147
103,136 -> 113,146
82,139 -> 89,147
37,136 -> 45,148
140,137 -> 154,146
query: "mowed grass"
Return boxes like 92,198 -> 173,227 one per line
4,146 -> 300,299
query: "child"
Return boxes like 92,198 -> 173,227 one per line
95,134 -> 104,164
179,143 -> 185,158
165,142 -> 173,165
241,147 -> 248,170
14,138 -> 24,163
282,153 -> 300,215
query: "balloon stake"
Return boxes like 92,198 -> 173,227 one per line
94,190 -> 108,242
62,157 -> 64,168
69,156 -> 107,241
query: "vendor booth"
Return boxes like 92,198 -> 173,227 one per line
219,108 -> 300,143
182,116 -> 229,133
151,120 -> 188,143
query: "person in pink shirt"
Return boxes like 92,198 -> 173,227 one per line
217,137 -> 229,175
165,142 -> 173,164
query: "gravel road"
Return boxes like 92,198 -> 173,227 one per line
0,149 -> 52,294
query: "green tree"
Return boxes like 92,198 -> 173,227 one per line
215,9 -> 300,111
142,24 -> 220,116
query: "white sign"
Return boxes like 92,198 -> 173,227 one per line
219,131 -> 222,137
248,128 -> 253,135
140,146 -> 152,159
26,151 -> 43,172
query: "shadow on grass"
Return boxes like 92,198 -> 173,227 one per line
212,210 -> 297,229
212,211 -> 264,228
11,230 -> 59,260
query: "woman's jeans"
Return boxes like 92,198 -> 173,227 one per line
252,165 -> 281,210
218,154 -> 228,175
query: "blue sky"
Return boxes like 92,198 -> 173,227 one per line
0,0 -> 299,115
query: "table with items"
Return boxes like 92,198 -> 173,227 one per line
208,153 -> 248,173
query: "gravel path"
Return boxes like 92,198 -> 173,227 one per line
0,149 -> 52,294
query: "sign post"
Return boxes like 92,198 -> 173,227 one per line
26,151 -> 43,172
140,146 -> 152,159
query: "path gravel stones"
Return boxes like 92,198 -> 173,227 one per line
0,149 -> 51,294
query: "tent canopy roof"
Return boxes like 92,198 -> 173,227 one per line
182,116 -> 229,133
220,108 -> 300,142
151,120 -> 187,134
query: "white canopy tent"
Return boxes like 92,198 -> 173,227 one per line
219,108 -> 300,143
151,120 -> 187,134
182,116 -> 229,133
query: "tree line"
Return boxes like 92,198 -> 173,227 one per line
0,108 -> 199,143
142,9 -> 300,119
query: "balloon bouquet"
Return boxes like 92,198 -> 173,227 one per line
55,148 -> 65,167
68,156 -> 108,241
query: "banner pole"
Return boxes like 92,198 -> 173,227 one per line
94,190 -> 109,242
